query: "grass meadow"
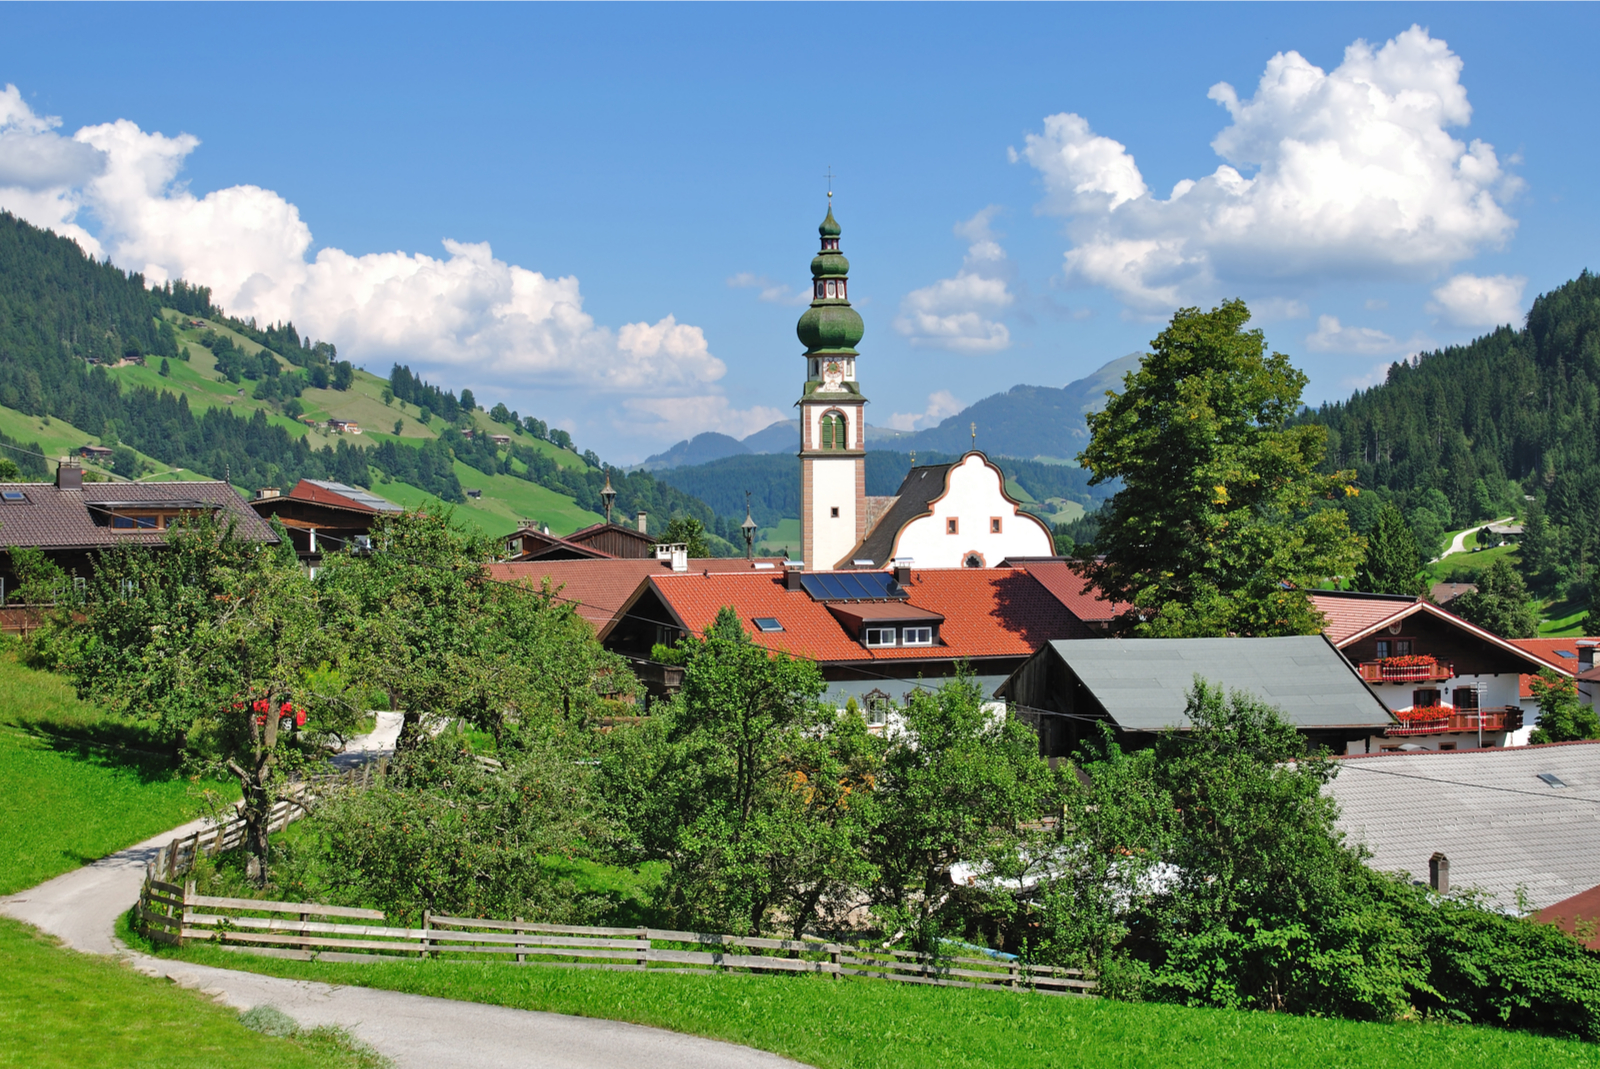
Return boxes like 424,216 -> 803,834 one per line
0,647 -> 232,896
0,918 -> 382,1069
123,928 -> 1600,1069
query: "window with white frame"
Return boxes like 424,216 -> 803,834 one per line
902,626 -> 933,645
864,627 -> 896,647
863,689 -> 890,726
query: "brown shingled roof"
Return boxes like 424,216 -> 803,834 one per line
0,480 -> 277,550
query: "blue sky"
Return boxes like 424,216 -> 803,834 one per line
2,3 -> 1596,461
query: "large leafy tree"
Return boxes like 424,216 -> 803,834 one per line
1450,558 -> 1539,638
603,608 -> 878,937
64,516 -> 364,881
867,675 -> 1059,953
1076,300 -> 1363,637
319,511 -> 633,750
1354,502 -> 1425,596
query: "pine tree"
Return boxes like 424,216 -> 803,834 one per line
1353,502 -> 1424,596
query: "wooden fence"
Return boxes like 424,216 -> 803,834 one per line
148,762 -> 387,883
136,883 -> 1095,995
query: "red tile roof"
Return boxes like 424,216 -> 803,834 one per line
486,558 -> 787,634
1012,560 -> 1132,623
638,567 -> 1093,664
1307,591 -> 1574,677
1537,881 -> 1600,949
1509,638 -> 1599,697
1306,591 -> 1417,644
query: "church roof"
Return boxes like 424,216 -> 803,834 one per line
843,462 -> 956,568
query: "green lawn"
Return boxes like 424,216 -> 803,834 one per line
0,917 -> 380,1069
1423,543 -> 1521,584
0,648 -> 232,896
757,518 -> 801,558
127,936 -> 1600,1069
371,463 -> 602,538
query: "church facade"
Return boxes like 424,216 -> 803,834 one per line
792,204 -> 1054,570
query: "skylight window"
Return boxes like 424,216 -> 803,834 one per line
753,617 -> 784,633
1538,772 -> 1569,788
0,490 -> 25,503
1557,650 -> 1578,659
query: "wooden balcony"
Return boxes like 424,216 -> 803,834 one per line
1358,660 -> 1454,683
1386,707 -> 1522,737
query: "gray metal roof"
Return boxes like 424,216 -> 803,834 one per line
0,480 -> 277,550
1328,742 -> 1600,911
303,480 -> 403,512
1040,635 -> 1393,731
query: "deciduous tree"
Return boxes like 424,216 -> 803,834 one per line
1451,558 -> 1539,638
1075,301 -> 1363,636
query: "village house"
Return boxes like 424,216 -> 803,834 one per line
1308,590 -> 1571,751
327,419 -> 361,435
0,460 -> 277,619
504,512 -> 659,561
603,563 -> 1093,722
248,479 -> 401,570
995,635 -> 1394,759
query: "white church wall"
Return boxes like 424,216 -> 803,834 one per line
808,459 -> 859,569
892,454 -> 1053,568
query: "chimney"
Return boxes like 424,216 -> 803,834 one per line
892,558 -> 913,587
636,511 -> 648,536
784,563 -> 804,592
671,546 -> 687,573
1579,641 -> 1598,671
255,486 -> 280,501
55,460 -> 82,491
1429,852 -> 1449,894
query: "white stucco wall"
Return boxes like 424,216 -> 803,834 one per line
1346,671 -> 1525,753
891,453 -> 1053,568
809,457 -> 859,570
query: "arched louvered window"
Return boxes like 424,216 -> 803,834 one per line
820,411 -> 847,450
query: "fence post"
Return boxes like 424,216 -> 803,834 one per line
515,917 -> 525,963
181,878 -> 196,948
422,910 -> 432,959
828,942 -> 840,980
637,927 -> 650,970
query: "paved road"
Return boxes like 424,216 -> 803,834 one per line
1437,517 -> 1513,562
1,782 -> 806,1067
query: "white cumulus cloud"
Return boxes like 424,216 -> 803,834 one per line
1427,272 -> 1527,328
1017,26 -> 1519,312
1306,315 -> 1401,355
884,389 -> 965,432
727,272 -> 809,306
894,207 -> 1014,353
0,87 -> 766,457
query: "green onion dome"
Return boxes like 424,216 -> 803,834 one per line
811,251 -> 850,278
797,302 -> 864,352
819,205 -> 842,238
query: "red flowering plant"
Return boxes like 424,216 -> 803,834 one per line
1394,704 -> 1455,723
1379,654 -> 1438,669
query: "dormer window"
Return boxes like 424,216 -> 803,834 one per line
864,627 -> 896,647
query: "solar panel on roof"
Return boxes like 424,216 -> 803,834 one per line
800,571 -> 903,601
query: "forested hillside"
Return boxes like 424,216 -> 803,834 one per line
658,449 -> 1110,529
0,211 -> 725,541
1302,271 -> 1600,601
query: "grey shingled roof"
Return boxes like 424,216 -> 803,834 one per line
1328,742 -> 1600,911
846,463 -> 954,568
0,481 -> 277,549
1042,635 -> 1393,731
303,480 -> 403,512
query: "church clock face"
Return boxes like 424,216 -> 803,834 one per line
822,361 -> 844,390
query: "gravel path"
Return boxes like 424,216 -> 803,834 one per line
1,741 -> 807,1068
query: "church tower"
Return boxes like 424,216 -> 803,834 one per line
797,199 -> 867,570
